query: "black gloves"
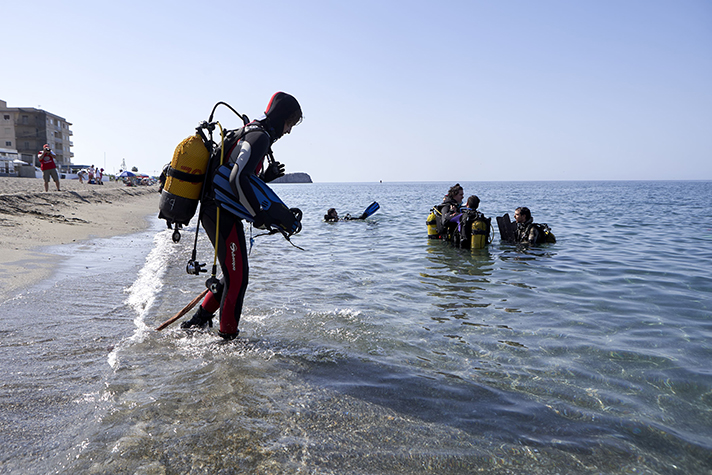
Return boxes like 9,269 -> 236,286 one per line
252,210 -> 273,230
262,161 -> 285,182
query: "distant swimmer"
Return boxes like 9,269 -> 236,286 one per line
324,208 -> 339,222
324,202 -> 380,222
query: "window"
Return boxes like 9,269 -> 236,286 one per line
3,115 -> 9,120
5,141 -> 11,146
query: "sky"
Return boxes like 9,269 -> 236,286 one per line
2,0 -> 711,182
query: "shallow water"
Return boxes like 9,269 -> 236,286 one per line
1,181 -> 711,474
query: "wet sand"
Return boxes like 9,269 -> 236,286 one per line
0,177 -> 160,301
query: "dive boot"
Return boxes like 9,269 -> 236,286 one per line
180,306 -> 213,329
218,330 -> 239,341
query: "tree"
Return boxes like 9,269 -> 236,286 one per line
131,166 -> 138,172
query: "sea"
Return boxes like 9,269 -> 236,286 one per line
1,181 -> 710,475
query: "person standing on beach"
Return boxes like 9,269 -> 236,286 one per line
180,92 -> 303,340
37,144 -> 60,192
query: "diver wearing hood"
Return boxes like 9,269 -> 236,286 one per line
513,206 -> 556,244
181,92 -> 303,339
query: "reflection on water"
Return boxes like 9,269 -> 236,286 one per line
422,240 -> 495,321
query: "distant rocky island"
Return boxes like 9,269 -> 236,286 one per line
271,172 -> 312,184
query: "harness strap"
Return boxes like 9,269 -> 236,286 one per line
166,167 -> 205,183
212,123 -> 226,276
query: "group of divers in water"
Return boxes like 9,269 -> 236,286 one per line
427,183 -> 556,248
322,182 -> 556,248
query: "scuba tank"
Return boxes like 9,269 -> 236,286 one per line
426,208 -> 440,239
158,134 -> 210,229
536,223 -> 557,243
471,216 -> 489,249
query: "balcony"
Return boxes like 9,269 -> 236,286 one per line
15,131 -> 42,139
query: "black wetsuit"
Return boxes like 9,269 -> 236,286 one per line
516,218 -> 542,244
195,92 -> 301,338
196,125 -> 269,336
436,198 -> 461,237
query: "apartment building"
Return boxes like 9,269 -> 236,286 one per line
0,99 -> 74,166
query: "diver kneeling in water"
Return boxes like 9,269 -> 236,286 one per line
180,92 -> 303,340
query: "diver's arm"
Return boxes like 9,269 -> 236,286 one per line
441,202 -> 460,224
228,131 -> 270,217
528,225 -> 540,244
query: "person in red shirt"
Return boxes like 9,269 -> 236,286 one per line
37,144 -> 60,191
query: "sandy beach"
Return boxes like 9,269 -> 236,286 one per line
0,177 -> 159,301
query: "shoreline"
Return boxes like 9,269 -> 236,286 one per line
0,177 -> 160,302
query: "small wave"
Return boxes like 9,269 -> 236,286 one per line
108,230 -> 180,369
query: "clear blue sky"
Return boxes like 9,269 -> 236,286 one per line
3,0 -> 711,182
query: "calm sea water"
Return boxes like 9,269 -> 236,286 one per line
1,181 -> 711,474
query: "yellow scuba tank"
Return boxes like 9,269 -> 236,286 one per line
539,224 -> 557,243
427,209 -> 439,239
471,217 -> 487,249
158,134 -> 210,226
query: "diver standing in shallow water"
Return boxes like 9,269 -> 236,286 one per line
514,207 -> 540,244
435,183 -> 464,239
180,92 -> 303,340
513,206 -> 556,244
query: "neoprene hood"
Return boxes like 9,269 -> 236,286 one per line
262,92 -> 302,141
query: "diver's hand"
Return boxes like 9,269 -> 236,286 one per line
263,161 -> 285,182
252,210 -> 272,230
